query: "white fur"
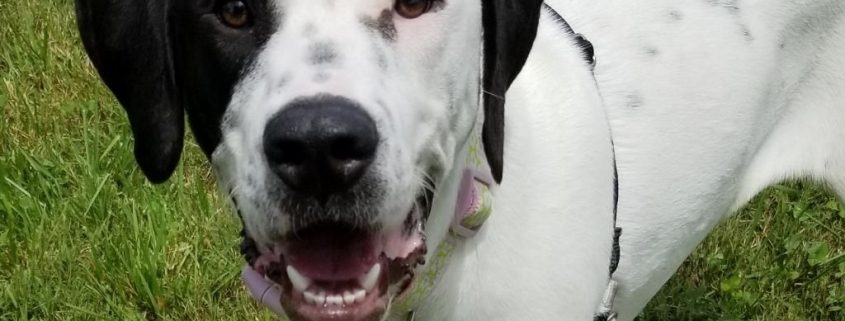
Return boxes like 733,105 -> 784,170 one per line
403,14 -> 616,321
545,1 -> 845,319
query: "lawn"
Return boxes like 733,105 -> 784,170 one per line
1,1 -> 843,320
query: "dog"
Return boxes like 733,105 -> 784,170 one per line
74,0 -> 845,320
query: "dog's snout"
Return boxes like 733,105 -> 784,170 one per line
263,96 -> 379,196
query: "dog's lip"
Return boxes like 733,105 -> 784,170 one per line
247,207 -> 427,321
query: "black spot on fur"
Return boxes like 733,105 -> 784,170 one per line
669,10 -> 684,21
740,25 -> 755,42
303,23 -> 317,38
644,46 -> 659,57
627,93 -> 644,109
309,41 -> 338,65
313,72 -> 330,83
707,0 -> 740,14
275,73 -> 292,88
361,10 -> 397,41
373,44 -> 388,70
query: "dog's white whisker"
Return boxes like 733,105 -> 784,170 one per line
481,90 -> 505,101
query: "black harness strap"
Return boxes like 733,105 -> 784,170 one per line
596,155 -> 623,321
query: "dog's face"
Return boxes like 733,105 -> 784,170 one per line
76,0 -> 542,320
217,2 -> 481,318
216,0 -> 482,253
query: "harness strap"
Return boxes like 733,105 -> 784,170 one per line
595,148 -> 622,321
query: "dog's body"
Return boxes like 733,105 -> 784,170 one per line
545,1 -> 845,319
75,0 -> 845,320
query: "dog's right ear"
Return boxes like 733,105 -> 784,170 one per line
76,0 -> 183,184
480,0 -> 544,184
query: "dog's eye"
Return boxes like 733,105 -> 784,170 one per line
395,0 -> 435,19
218,0 -> 251,28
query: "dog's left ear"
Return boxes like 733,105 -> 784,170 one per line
481,0 -> 544,183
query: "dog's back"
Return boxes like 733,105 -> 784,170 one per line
546,0 -> 845,319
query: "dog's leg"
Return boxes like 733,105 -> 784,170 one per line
735,16 -> 845,207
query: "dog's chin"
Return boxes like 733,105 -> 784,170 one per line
243,205 -> 427,321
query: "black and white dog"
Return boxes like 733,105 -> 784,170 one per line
75,0 -> 845,320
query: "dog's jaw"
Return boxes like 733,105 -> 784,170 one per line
239,205 -> 428,321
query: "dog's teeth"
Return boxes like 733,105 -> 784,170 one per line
286,266 -> 312,293
318,291 -> 327,305
343,291 -> 356,305
326,295 -> 343,306
304,291 -> 321,305
353,289 -> 366,303
358,264 -> 381,290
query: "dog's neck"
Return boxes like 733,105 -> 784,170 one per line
390,12 -> 618,321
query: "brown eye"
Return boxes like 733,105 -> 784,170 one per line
218,1 -> 251,28
395,0 -> 435,19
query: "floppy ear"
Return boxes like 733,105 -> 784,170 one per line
480,0 -> 544,183
76,0 -> 183,183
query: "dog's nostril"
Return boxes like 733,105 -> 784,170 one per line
263,95 -> 379,196
266,139 -> 309,165
330,136 -> 376,161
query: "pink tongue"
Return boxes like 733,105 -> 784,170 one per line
284,226 -> 381,281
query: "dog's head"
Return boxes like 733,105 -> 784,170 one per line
77,0 -> 542,320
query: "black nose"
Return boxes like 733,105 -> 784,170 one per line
263,96 -> 379,197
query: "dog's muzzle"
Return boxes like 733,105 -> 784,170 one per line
239,95 -> 430,321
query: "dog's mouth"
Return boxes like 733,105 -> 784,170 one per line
242,203 -> 428,321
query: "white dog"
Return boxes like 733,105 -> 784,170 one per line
75,0 -> 845,320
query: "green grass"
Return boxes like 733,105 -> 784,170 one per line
641,184 -> 845,321
0,1 -> 843,320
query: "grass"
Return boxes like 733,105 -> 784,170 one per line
0,0 -> 843,320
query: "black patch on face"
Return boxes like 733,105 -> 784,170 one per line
309,41 -> 338,65
175,1 -> 278,158
361,9 -> 397,42
76,0 -> 278,182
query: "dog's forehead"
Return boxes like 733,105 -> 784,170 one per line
270,0 -> 395,22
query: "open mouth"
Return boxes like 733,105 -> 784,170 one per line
241,204 -> 428,321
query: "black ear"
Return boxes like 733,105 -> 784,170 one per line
76,0 -> 183,183
481,0 -> 544,183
